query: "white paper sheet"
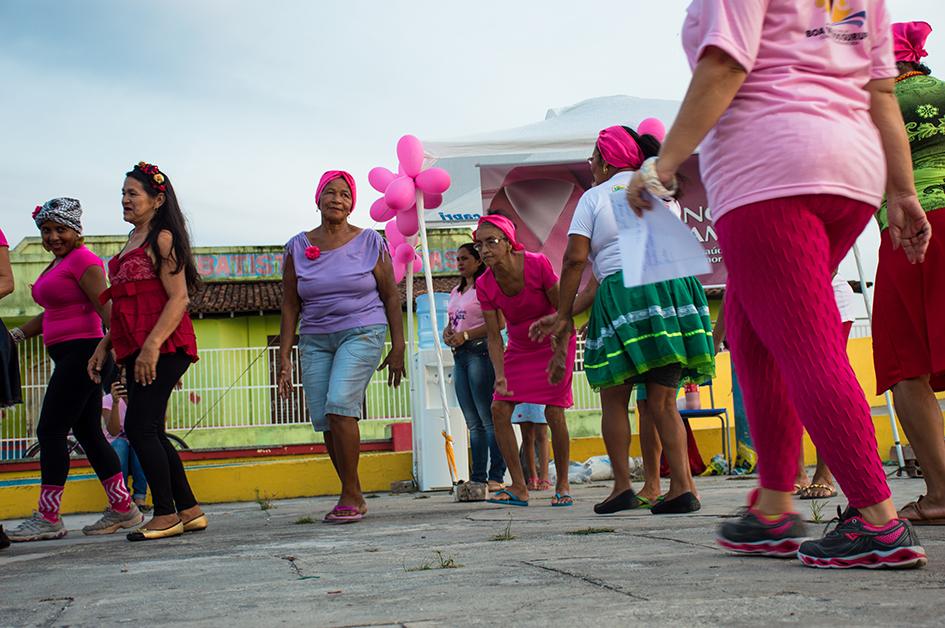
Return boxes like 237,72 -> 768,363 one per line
614,191 -> 711,288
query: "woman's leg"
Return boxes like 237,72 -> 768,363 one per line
645,381 -> 695,500
126,353 -> 196,527
544,405 -> 570,498
34,364 -> 75,523
636,398 -> 663,501
326,414 -> 363,510
717,197 -> 894,523
600,383 -> 633,501
894,376 -> 945,509
491,400 -> 528,501
453,350 -> 488,483
71,386 -> 131,515
520,422 -> 537,484
128,446 -> 149,503
535,423 -> 550,483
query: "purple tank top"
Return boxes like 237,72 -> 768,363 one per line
287,229 -> 388,334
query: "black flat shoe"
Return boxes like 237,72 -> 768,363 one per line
650,492 -> 701,515
594,489 -> 641,514
127,521 -> 184,542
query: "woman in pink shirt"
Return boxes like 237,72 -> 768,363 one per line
628,0 -> 929,569
444,243 -> 506,491
7,199 -> 142,543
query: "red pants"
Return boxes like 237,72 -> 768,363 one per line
717,195 -> 890,508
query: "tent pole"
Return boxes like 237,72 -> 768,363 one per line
852,242 -> 905,470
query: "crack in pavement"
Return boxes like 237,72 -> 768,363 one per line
278,555 -> 319,580
630,533 -> 718,551
38,596 -> 74,627
522,560 -> 649,601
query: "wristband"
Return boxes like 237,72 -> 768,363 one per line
9,327 -> 26,344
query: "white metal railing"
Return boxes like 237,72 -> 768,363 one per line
0,338 -> 600,458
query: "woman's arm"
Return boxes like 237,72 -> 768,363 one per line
277,253 -> 301,398
867,77 -> 932,263
628,46 -> 748,212
134,230 -> 190,385
373,249 -> 406,387
78,264 -> 111,328
0,245 -> 13,299
482,309 -> 511,396
16,314 -> 44,340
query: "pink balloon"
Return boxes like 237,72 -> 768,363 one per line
415,167 -> 450,195
422,192 -> 443,210
412,254 -> 423,273
397,134 -> 425,178
385,175 -> 416,212
392,262 -> 406,284
637,117 -> 666,143
368,167 -> 397,194
384,219 -> 405,246
370,197 -> 396,222
394,242 -> 416,265
396,206 -> 420,237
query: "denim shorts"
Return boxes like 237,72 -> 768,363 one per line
298,324 -> 387,431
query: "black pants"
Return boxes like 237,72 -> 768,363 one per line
38,339 -> 121,485
124,351 -> 197,516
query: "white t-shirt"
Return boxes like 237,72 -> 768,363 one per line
832,274 -> 856,323
568,171 -> 682,281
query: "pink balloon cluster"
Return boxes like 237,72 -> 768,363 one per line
385,220 -> 422,284
369,134 -> 452,283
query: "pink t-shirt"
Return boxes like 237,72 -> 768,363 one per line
682,0 -> 897,220
447,284 -> 486,335
0,228 -> 8,247
101,393 -> 128,443
31,245 -> 105,346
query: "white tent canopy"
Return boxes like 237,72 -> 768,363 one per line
422,95 -> 682,224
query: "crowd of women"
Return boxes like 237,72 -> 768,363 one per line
1,1 -> 943,571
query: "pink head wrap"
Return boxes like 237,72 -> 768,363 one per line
893,21 -> 933,64
474,215 -> 524,251
596,118 -> 666,170
316,170 -> 357,211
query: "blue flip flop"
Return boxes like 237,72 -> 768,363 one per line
487,489 -> 528,507
552,492 -> 574,507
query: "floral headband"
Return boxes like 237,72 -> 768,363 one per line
135,161 -> 167,193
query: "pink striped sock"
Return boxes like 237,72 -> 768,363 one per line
102,472 -> 132,512
38,485 -> 64,523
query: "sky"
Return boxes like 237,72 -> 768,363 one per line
2,0 -> 944,264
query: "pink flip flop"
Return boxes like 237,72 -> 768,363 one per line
323,506 -> 364,524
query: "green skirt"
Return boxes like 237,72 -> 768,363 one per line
584,273 -> 716,390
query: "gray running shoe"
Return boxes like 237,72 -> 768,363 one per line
7,512 -> 67,542
82,504 -> 144,536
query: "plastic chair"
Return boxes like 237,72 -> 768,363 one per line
678,381 -> 731,473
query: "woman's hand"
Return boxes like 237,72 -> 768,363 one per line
134,341 -> 160,386
494,376 -> 514,398
626,159 -> 677,217
887,192 -> 932,264
111,378 -> 127,401
277,357 -> 294,398
528,314 -> 559,342
87,339 -> 110,384
379,343 -> 406,387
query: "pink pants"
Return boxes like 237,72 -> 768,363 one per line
717,195 -> 890,508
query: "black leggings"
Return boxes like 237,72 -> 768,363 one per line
124,351 -> 197,516
38,339 -> 121,486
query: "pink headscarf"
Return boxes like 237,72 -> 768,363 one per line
474,215 -> 524,251
893,21 -> 933,64
316,170 -> 357,210
596,118 -> 667,170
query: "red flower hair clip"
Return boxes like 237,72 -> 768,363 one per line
305,245 -> 321,260
32,205 -> 42,219
136,161 -> 168,193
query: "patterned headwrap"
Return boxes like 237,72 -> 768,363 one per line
893,21 -> 933,64
316,170 -> 357,211
32,198 -> 83,234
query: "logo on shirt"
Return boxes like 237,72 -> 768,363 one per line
806,0 -> 867,44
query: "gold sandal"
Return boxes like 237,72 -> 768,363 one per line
182,514 -> 209,533
127,521 -> 184,542
798,483 -> 837,500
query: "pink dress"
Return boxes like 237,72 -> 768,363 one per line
476,251 -> 576,407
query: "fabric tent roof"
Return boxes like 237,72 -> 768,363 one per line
421,95 -> 681,221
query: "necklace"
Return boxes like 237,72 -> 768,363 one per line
896,71 -> 924,83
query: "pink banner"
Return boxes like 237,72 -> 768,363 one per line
480,155 -> 726,288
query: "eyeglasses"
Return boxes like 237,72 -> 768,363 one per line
472,237 -> 506,252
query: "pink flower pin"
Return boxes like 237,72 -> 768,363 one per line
305,245 -> 321,260
32,205 -> 42,219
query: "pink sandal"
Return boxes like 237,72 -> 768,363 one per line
527,477 -> 541,491
537,479 -> 553,491
323,506 -> 364,524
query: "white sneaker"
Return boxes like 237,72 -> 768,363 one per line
7,512 -> 67,542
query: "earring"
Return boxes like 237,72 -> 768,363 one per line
603,165 -> 609,174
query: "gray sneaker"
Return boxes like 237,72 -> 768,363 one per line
8,512 -> 67,542
82,504 -> 144,536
